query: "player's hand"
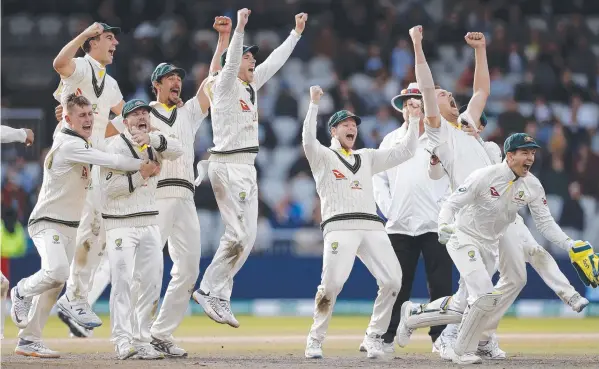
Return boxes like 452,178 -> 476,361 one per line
569,241 -> 599,288
24,129 -> 34,146
81,22 -> 104,39
438,223 -> 455,245
236,8 -> 251,31
409,25 -> 423,45
294,13 -> 308,35
465,32 -> 486,49
132,132 -> 150,146
213,16 -> 232,34
139,160 -> 158,179
55,104 -> 63,122
151,162 -> 161,176
310,85 -> 323,104
405,98 -> 422,121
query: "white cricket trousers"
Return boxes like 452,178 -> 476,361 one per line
151,197 -> 202,340
308,230 -> 402,342
446,232 -> 497,306
200,162 -> 258,301
106,225 -> 163,347
481,217 -> 579,338
17,228 -> 77,342
66,165 -> 106,301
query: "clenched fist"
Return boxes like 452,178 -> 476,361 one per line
55,104 -> 63,122
465,32 -> 486,49
81,22 -> 104,39
236,8 -> 251,31
310,85 -> 323,103
409,25 -> 423,44
405,98 -> 422,121
24,129 -> 34,146
295,13 -> 308,35
213,16 -> 232,34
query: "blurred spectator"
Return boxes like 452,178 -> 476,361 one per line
497,99 -> 526,140
0,206 -> 27,258
489,67 -> 514,101
365,44 -> 384,76
558,181 -> 585,243
572,143 -> 599,199
390,38 -> 413,81
540,126 -> 571,199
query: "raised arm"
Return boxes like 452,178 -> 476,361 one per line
214,9 -> 248,96
253,13 -> 306,90
410,26 -> 440,128
463,32 -> 490,130
197,16 -> 232,113
53,23 -> 104,78
371,99 -> 420,173
302,86 -> 327,166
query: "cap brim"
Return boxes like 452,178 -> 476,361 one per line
512,143 -> 541,151
169,67 -> 186,80
103,26 -> 121,35
391,94 -> 422,112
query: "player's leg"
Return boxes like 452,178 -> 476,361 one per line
88,252 -> 111,306
1,271 -> 9,339
522,231 -> 589,312
151,199 -> 197,357
106,227 -> 138,360
58,177 -> 103,327
197,163 -> 257,327
131,225 -> 164,360
377,234 -> 420,350
356,230 -> 403,359
448,237 -> 501,365
15,229 -> 76,358
420,232 -> 454,343
306,230 -> 361,358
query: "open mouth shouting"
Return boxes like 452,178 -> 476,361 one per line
346,133 -> 355,141
170,87 -> 180,96
82,122 -> 92,134
108,48 -> 115,57
522,163 -> 531,174
449,98 -> 457,108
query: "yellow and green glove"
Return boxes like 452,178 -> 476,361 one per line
568,241 -> 599,288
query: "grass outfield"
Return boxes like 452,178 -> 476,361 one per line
3,315 -> 599,355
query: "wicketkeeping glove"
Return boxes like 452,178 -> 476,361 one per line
568,241 -> 599,288
438,223 -> 455,245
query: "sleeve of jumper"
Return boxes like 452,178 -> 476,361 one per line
301,102 -> 326,168
253,30 -> 301,90
1,125 -> 27,143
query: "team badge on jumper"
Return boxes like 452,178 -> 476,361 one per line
517,190 -> 524,199
52,235 -> 60,244
239,100 -> 251,112
350,180 -> 362,190
331,242 -> 339,255
92,103 -> 99,115
239,191 -> 247,201
458,187 -> 467,193
489,187 -> 499,197
332,170 -> 347,180
115,238 -> 122,251
468,250 -> 476,261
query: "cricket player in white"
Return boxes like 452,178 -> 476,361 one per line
10,94 -> 144,358
52,22 -> 127,329
146,16 -> 232,356
433,133 -> 597,364
303,86 -> 419,359
101,99 -> 184,360
193,8 -> 308,328
1,125 -> 34,339
396,26 -> 591,362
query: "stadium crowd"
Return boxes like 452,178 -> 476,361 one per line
2,0 -> 599,257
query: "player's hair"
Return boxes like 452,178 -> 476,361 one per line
65,93 -> 91,114
82,35 -> 101,53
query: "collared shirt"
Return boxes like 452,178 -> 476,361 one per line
373,124 -> 450,236
439,161 -> 572,249
52,54 -> 123,149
